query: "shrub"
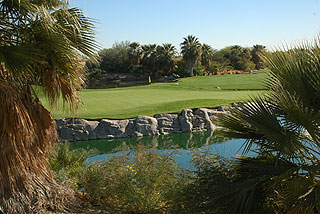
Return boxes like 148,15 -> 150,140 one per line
49,143 -> 95,189
193,65 -> 206,76
172,60 -> 188,77
184,151 -> 236,214
87,68 -> 104,78
79,146 -> 188,213
130,64 -> 146,77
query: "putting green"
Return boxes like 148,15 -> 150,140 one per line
40,71 -> 268,119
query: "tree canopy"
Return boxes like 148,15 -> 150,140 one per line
87,37 -> 267,89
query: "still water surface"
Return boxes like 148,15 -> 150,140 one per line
70,131 -> 247,169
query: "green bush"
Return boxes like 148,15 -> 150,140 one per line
208,63 -> 220,74
79,146 -> 188,213
130,64 -> 147,77
184,151 -> 236,214
193,65 -> 205,76
172,60 -> 188,77
49,144 -> 241,213
49,143 -> 95,189
224,65 -> 234,71
87,68 -> 104,78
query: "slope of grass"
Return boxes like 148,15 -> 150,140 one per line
41,70 -> 269,119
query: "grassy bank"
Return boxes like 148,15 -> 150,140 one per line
41,70 -> 269,119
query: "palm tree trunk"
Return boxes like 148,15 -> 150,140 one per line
0,81 -> 76,213
188,63 -> 194,77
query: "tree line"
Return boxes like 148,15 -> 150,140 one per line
88,35 -> 267,78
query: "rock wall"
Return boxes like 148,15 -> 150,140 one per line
55,107 -> 229,142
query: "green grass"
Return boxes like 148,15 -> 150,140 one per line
41,70 -> 269,119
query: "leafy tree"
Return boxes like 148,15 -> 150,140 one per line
99,41 -> 130,73
180,35 -> 202,77
201,43 -> 214,71
172,58 -> 188,77
228,45 -> 255,71
251,44 -> 267,69
213,47 -> 232,64
0,0 -> 98,213
215,38 -> 320,213
212,48 -> 232,73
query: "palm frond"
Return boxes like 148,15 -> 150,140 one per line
216,36 -> 320,213
208,155 -> 297,214
0,0 -> 98,212
219,97 -> 311,160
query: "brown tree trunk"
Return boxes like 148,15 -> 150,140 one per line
188,63 -> 194,77
0,81 -> 76,213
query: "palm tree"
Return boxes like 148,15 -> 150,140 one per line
128,42 -> 142,66
201,43 -> 214,71
156,43 -> 176,76
180,35 -> 201,77
213,38 -> 320,213
251,44 -> 266,69
141,44 -> 158,76
0,0 -> 98,213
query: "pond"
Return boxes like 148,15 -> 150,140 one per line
69,131 -> 249,169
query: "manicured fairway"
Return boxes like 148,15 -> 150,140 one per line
40,70 -> 269,119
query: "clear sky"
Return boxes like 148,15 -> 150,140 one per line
71,0 -> 320,51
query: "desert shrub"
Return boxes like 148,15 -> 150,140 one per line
193,65 -> 206,76
79,146 -> 188,213
224,65 -> 234,71
184,151 -> 236,214
208,63 -> 221,75
50,144 -> 243,213
49,143 -> 96,189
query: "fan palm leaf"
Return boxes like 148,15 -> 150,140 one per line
180,35 -> 201,76
0,0 -> 98,213
201,43 -> 214,70
216,37 -> 320,213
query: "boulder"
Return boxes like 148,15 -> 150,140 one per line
134,116 -> 159,136
132,131 -> 144,137
125,119 -> 136,137
194,108 -> 216,131
154,113 -> 181,134
58,126 -> 74,142
179,109 -> 193,132
94,119 -> 129,139
217,105 -> 231,112
217,106 -> 225,112
56,118 -> 98,142
55,118 -> 67,130
55,107 -> 226,142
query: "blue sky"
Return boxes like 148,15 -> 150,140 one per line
71,0 -> 320,51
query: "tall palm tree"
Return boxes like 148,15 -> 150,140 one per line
0,0 -> 98,213
201,43 -> 214,71
180,35 -> 201,77
213,38 -> 320,213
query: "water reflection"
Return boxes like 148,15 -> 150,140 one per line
70,131 -> 248,169
69,131 -> 231,154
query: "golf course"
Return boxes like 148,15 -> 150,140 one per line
41,70 -> 269,119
